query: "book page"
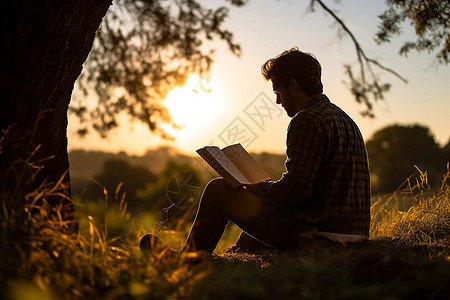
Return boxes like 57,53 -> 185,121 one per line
221,144 -> 271,184
196,146 -> 251,187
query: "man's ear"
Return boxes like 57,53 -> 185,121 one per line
289,78 -> 298,91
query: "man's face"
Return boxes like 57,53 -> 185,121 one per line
272,79 -> 297,117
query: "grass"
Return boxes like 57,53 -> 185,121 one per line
1,162 -> 450,299
370,165 -> 450,249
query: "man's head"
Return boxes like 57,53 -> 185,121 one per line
261,47 -> 323,97
261,47 -> 323,117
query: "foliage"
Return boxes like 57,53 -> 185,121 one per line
83,159 -> 157,204
366,124 -> 446,193
2,141 -> 450,299
73,156 -> 207,245
310,0 -> 450,117
3,190 -> 450,299
310,0 -> 408,117
376,0 -> 450,64
1,182 -> 203,299
444,139 -> 450,162
71,0 -> 244,138
371,164 -> 450,247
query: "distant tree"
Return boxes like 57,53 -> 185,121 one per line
443,140 -> 450,163
85,159 -> 156,206
366,124 -> 443,193
442,140 -> 450,185
310,0 -> 450,117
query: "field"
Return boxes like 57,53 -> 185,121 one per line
1,166 -> 449,299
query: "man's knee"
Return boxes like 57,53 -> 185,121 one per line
205,177 -> 231,192
200,178 -> 231,205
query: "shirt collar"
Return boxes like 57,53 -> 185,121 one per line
304,94 -> 330,110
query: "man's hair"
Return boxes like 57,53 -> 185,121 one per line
261,47 -> 323,97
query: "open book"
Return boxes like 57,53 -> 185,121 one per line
196,143 -> 271,188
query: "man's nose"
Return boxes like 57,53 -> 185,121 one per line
276,95 -> 281,104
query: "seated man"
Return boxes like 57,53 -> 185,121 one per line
142,47 -> 371,254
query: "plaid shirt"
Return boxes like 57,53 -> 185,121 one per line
255,94 -> 370,237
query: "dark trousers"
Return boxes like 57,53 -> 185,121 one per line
182,178 -> 288,253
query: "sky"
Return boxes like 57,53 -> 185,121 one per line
68,0 -> 450,156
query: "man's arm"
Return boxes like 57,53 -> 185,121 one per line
247,115 -> 324,207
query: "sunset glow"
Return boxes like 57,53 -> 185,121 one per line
69,0 -> 450,155
162,76 -> 225,144
164,76 -> 208,126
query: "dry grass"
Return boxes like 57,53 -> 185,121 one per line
1,134 -> 449,299
370,164 -> 450,249
1,174 -> 213,299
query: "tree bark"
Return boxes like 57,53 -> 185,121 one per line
0,1 -> 112,228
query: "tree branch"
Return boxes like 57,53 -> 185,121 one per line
314,0 -> 407,84
310,0 -> 409,117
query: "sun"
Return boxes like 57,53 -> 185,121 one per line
163,75 -> 223,130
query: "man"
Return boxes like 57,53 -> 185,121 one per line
141,47 -> 371,254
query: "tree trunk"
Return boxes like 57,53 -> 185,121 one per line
0,1 -> 112,229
